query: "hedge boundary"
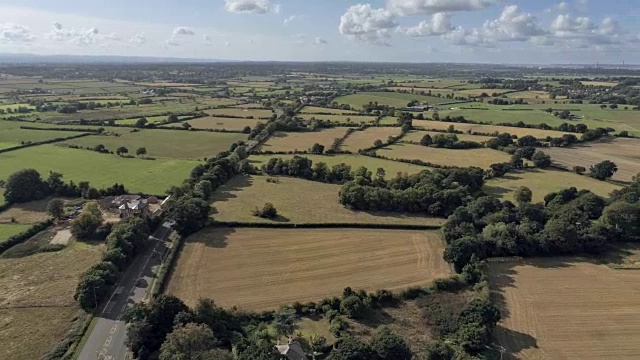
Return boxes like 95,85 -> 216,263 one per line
0,219 -> 54,255
211,221 -> 442,230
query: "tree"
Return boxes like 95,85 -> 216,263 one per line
601,201 -> 640,240
327,337 -> 372,360
136,147 -> 147,157
167,114 -> 178,122
573,165 -> 586,175
600,104 -> 607,109
253,202 -> 278,219
310,143 -> 325,154
373,139 -> 384,147
159,323 -> 219,360
134,117 -> 148,128
514,186 -> 533,205
273,306 -> 297,337
590,160 -> 618,180
517,135 -> 537,147
609,104 -> 618,110
234,337 -> 282,360
420,134 -> 433,146
370,327 -> 412,360
47,199 -> 65,220
116,146 -> 129,156
165,196 -> 211,237
4,169 -> 48,203
182,122 -> 192,130
532,151 -> 551,168
70,202 -> 103,240
242,125 -> 251,134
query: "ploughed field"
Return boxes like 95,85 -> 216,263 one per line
166,228 -> 451,310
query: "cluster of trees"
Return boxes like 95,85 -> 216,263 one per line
252,203 -> 278,219
419,133 -> 482,150
69,201 -> 107,240
263,156 -> 356,184
339,167 -> 485,217
75,216 -> 153,310
2,169 -> 126,204
441,183 -> 639,271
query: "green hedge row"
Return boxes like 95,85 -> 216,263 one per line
0,219 -> 54,255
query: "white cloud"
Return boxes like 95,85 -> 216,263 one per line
224,41 -> 230,47
314,37 -> 328,45
339,4 -> 398,45
575,0 -> 588,12
557,2 -> 569,11
173,27 -> 195,36
480,5 -> 545,41
550,14 -> 595,37
283,15 -> 304,25
53,22 -> 62,30
442,26 -> 487,46
0,23 -> 36,43
387,0 -> 493,16
402,12 -> 451,36
599,17 -> 619,36
129,33 -> 146,46
225,0 -> 273,14
165,39 -> 179,47
45,23 -> 109,46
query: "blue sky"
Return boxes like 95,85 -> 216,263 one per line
0,0 -> 638,63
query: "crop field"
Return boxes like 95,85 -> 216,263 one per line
336,92 -> 450,109
300,106 -> 359,115
341,127 -> 403,152
0,198 -> 58,225
206,108 -> 274,119
171,117 -> 261,131
484,168 -> 622,203
543,138 -> 640,182
166,227 -> 450,310
211,175 -> 445,226
62,129 -> 246,160
403,130 -> 495,143
378,143 -> 511,169
412,119 -> 571,138
259,128 -> 351,152
489,258 -> 640,359
0,243 -> 104,360
0,145 -> 199,194
297,113 -> 378,123
249,154 -> 430,175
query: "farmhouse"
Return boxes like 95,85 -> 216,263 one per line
118,198 -> 149,218
275,338 -> 308,360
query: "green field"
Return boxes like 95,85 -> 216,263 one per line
300,106 -> 359,115
0,120 -> 86,145
62,129 -> 246,160
0,145 -> 199,195
336,92 -> 451,109
0,224 -> 31,243
484,168 -> 622,203
115,115 -> 190,125
297,113 -> 378,123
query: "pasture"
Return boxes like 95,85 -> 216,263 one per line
378,143 -> 511,169
542,138 -> 640,182
300,106 -> 359,115
62,129 -> 246,160
172,117 -> 261,131
489,257 -> 640,359
297,113 -> 378,123
0,120 -> 85,146
115,115 -> 190,125
335,92 -> 450,109
166,227 -> 450,310
0,145 -> 199,195
0,243 -> 104,360
0,198 -> 59,225
249,154 -> 431,176
341,127 -> 403,152
259,128 -> 351,152
483,169 -> 622,203
0,224 -> 31,243
206,108 -> 274,119
211,175 -> 445,226
412,119 -> 571,139
403,130 -> 495,143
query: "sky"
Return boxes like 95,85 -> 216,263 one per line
0,0 -> 638,64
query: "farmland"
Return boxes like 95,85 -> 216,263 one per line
297,113 -> 378,123
0,198 -> 59,225
412,119 -> 571,138
489,258 -> 640,359
205,108 -> 274,119
0,243 -> 104,360
403,130 -> 495,143
543,138 -> 640,182
172,116 -> 261,131
211,175 -> 445,226
341,127 -> 403,152
300,106 -> 359,115
166,227 -> 450,310
259,128 -> 351,152
0,224 -> 31,243
378,143 -> 511,168
0,145 -> 199,194
336,92 -> 451,108
484,168 -> 622,203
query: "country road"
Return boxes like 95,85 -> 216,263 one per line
77,222 -> 172,360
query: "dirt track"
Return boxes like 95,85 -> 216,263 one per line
166,228 -> 451,310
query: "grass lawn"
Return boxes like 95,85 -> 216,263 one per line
249,154 -> 431,176
0,224 -> 31,243
336,92 -> 451,109
211,175 -> 445,226
0,145 -> 199,195
62,129 -> 247,160
377,143 -> 511,169
483,168 -> 622,203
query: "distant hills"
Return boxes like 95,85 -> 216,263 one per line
0,53 -> 231,64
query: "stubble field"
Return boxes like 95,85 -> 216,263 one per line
489,258 -> 640,359
378,143 -> 511,168
166,228 -> 451,310
260,128 -> 352,152
341,127 -> 403,152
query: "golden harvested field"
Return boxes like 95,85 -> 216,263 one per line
298,113 -> 378,123
403,130 -> 495,143
166,228 -> 450,310
211,175 -> 445,226
543,138 -> 640,182
300,106 -> 359,115
206,108 -> 274,119
342,127 -> 403,152
249,154 -> 431,176
259,128 -> 351,152
173,116 -> 262,131
484,169 -> 622,203
378,143 -> 511,168
581,81 -> 619,87
489,258 -> 640,359
0,198 -> 58,225
413,119 -> 570,139
0,243 -> 104,360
